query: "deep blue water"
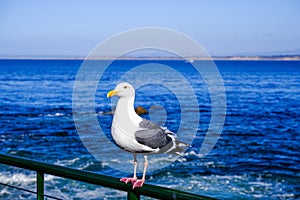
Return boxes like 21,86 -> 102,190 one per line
0,59 -> 299,199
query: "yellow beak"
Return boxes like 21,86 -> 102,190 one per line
107,90 -> 119,98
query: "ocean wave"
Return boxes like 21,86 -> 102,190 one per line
1,173 -> 36,186
147,173 -> 297,200
0,171 -> 128,200
44,112 -> 66,117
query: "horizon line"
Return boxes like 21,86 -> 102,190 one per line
0,55 -> 300,61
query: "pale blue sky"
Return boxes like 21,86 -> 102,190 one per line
1,0 -> 300,57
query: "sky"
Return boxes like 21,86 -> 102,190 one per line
0,0 -> 300,57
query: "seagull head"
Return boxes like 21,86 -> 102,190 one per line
107,82 -> 135,98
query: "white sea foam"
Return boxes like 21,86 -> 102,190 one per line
1,173 -> 36,185
0,171 -> 123,200
0,173 -> 55,185
146,173 -> 298,200
43,112 -> 65,117
0,187 -> 10,196
54,157 -> 81,166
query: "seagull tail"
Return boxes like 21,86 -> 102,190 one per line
165,139 -> 191,155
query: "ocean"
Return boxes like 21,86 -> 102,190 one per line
0,59 -> 299,199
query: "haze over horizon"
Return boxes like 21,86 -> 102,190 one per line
1,0 -> 300,57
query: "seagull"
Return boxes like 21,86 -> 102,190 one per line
107,82 -> 189,189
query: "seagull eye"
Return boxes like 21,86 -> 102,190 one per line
123,86 -> 128,89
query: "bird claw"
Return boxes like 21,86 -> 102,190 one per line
132,179 -> 145,189
120,178 -> 145,189
120,177 -> 137,184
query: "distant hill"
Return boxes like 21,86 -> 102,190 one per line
228,48 -> 300,57
1,48 -> 300,61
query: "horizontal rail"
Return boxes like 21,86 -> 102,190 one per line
0,153 -> 217,200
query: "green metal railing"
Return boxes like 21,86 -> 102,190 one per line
0,153 -> 217,200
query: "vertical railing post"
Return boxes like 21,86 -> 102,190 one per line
37,171 -> 44,200
127,190 -> 140,200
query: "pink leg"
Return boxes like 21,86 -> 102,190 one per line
132,155 -> 148,189
120,154 -> 138,185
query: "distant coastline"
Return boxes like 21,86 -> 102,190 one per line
0,55 -> 300,61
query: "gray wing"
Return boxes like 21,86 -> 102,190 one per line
135,119 -> 173,149
139,119 -> 161,129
